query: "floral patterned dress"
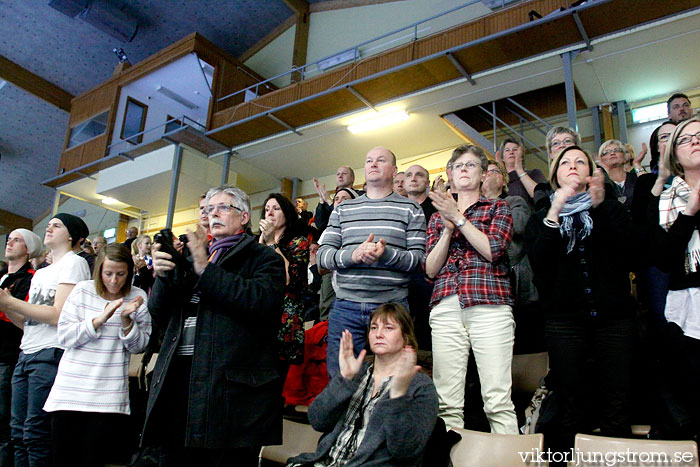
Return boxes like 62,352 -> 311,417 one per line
278,235 -> 310,365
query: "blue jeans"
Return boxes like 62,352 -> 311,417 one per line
11,348 -> 63,467
326,298 -> 408,379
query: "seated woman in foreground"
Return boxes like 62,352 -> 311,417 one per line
287,303 -> 438,467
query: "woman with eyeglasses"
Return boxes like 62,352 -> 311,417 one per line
259,193 -> 310,367
597,139 -> 638,208
425,145 -> 518,433
648,116 -> 700,440
525,146 -> 635,453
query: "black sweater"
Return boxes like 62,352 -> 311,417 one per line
647,194 -> 700,291
525,199 -> 635,320
0,263 -> 34,363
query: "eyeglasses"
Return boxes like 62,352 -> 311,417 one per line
205,204 -> 242,215
675,131 -> 700,147
658,133 -> 671,143
601,148 -> 625,156
486,168 -> 502,175
451,161 -> 480,171
551,138 -> 576,150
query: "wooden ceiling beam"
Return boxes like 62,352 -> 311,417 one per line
0,54 -> 73,112
0,209 -> 33,235
282,0 -> 309,16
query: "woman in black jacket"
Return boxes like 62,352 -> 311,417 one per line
525,146 -> 635,453
648,117 -> 700,439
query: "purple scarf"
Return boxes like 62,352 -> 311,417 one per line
208,232 -> 244,264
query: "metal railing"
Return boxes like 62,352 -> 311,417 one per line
216,0 -> 489,104
106,114 -> 205,155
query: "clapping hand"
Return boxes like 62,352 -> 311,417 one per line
685,180 -> 700,217
120,296 -> 144,332
339,330 -> 366,380
633,143 -> 647,169
351,233 -> 386,264
258,219 -> 276,246
389,346 -> 420,399
186,225 -> 209,275
428,191 -> 459,230
313,177 -> 331,204
93,298 -> 124,331
587,168 -> 606,208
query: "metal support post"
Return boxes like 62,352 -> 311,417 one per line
221,150 -> 232,185
165,144 -> 183,229
590,106 -> 602,150
616,100 -> 628,144
492,101 -> 497,152
561,51 -> 577,131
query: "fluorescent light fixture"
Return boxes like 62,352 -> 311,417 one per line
347,110 -> 410,134
103,228 -> 116,239
155,85 -> 199,110
318,49 -> 356,72
101,197 -> 119,205
631,102 -> 667,124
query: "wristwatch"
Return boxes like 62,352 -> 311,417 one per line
455,218 -> 466,229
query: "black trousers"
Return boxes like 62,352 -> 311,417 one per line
544,315 -> 634,452
51,410 -> 129,467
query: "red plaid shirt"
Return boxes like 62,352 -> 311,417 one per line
427,196 -> 514,309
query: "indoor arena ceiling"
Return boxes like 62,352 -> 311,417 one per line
0,0 -> 343,222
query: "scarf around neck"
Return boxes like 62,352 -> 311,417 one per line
208,232 -> 244,264
550,191 -> 593,254
659,177 -> 700,273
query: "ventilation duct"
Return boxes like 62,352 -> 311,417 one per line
81,0 -> 139,43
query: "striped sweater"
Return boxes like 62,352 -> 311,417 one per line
44,280 -> 151,414
318,192 -> 426,302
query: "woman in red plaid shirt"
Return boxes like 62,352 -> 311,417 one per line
425,144 -> 518,434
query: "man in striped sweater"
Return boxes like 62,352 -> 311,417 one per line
318,147 -> 427,377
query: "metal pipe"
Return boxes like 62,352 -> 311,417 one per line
503,105 -> 547,137
479,105 -> 548,163
221,150 -> 231,185
492,101 -> 497,152
165,144 -> 183,229
561,51 -> 577,130
591,105 -> 602,149
505,98 -> 552,131
616,100 -> 628,143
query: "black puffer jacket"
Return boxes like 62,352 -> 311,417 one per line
0,262 -> 34,364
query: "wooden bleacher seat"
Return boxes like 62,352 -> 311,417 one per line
571,433 -> 699,467
259,419 -> 322,466
449,428 -> 546,466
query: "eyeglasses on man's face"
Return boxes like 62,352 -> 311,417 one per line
675,131 -> 700,147
205,204 -> 242,215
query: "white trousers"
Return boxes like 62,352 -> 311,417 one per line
430,294 -> 518,434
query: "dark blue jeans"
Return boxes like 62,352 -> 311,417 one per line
326,298 -> 409,379
11,348 -> 63,467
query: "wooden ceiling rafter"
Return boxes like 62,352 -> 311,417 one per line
0,54 -> 74,112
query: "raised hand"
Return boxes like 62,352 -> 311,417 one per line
258,219 -> 276,245
633,142 -> 648,169
339,330 -> 366,380
313,177 -> 331,204
152,243 -> 175,278
588,168 -> 606,208
429,191 -> 462,225
389,346 -> 421,399
685,180 -> 700,217
547,181 -> 578,220
121,296 -> 144,332
186,225 -> 210,275
431,175 -> 447,194
93,298 -> 124,331
494,149 -> 502,162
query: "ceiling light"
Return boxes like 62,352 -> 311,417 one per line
631,102 -> 667,124
102,197 -> 119,205
347,110 -> 410,134
156,85 -> 199,110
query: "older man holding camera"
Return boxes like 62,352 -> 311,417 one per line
141,185 -> 286,466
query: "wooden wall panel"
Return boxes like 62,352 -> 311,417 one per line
249,85 -> 300,117
79,134 -> 108,166
91,83 -> 117,114
298,65 -> 355,98
353,45 -> 413,81
69,95 -> 94,126
59,146 -> 84,173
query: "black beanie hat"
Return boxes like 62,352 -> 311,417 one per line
52,213 -> 89,247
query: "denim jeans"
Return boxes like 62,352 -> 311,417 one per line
11,348 -> 63,467
326,298 -> 409,379
0,362 -> 13,467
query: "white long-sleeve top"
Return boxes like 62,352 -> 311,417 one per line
44,280 -> 151,414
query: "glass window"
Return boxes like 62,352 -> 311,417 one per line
67,110 -> 109,149
120,97 -> 148,145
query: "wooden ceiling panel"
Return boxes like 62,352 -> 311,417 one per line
210,118 -> 284,148
417,57 -> 463,84
353,63 -> 444,103
275,89 -> 365,125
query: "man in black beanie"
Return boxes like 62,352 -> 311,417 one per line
0,213 -> 90,466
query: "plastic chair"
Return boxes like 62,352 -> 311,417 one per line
449,428 -> 546,466
571,433 -> 699,467
259,419 -> 322,465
